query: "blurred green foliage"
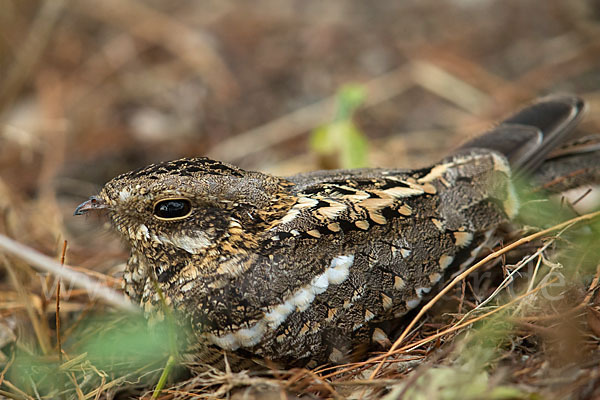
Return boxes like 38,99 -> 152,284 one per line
6,312 -> 182,398
515,177 -> 600,278
310,84 -> 369,169
384,310 -> 531,399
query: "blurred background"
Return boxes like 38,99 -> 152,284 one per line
1,0 -> 600,285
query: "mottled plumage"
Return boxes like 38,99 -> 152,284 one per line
76,95 -> 599,369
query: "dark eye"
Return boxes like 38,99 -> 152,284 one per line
153,199 -> 192,220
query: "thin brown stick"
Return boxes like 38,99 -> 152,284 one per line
56,240 -> 67,363
0,379 -> 35,400
0,351 -> 15,388
67,371 -> 85,400
410,60 -> 491,114
92,375 -> 106,400
0,234 -> 138,313
1,254 -> 51,355
368,209 -> 600,379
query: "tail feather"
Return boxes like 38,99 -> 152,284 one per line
456,95 -> 585,177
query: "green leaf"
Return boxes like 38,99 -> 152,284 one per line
310,84 -> 369,169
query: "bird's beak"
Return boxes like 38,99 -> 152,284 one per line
74,196 -> 108,216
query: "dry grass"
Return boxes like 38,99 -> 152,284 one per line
1,0 -> 600,398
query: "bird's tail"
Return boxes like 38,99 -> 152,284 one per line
455,95 -> 585,179
454,95 -> 600,194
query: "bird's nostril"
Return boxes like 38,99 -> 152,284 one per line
74,196 -> 107,215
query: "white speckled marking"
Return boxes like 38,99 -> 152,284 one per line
277,196 -> 319,225
459,229 -> 495,269
137,224 -> 150,240
264,303 -> 294,326
119,188 -> 131,202
372,327 -> 390,345
317,201 -> 347,219
180,281 -> 196,292
382,186 -> 424,198
207,254 -> 355,351
381,293 -> 393,310
453,231 -> 473,248
400,248 -> 411,258
292,288 -> 315,312
209,333 -> 238,350
327,255 -> 354,284
312,273 -> 330,294
417,163 -> 450,183
394,276 -> 405,290
439,254 -> 454,270
159,232 -> 212,254
429,272 -> 442,284
406,298 -> 421,309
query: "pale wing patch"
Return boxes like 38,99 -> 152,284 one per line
393,276 -> 405,290
417,163 -> 451,183
431,218 -> 445,232
459,229 -> 496,269
358,198 -> 395,210
358,198 -> 395,224
439,254 -> 455,270
354,220 -> 370,230
453,231 -> 474,248
317,201 -> 347,220
381,293 -> 393,310
327,255 -> 354,284
428,272 -> 442,284
381,186 -> 424,198
398,204 -> 413,216
400,248 -> 411,258
277,196 -> 319,225
372,327 -> 391,347
406,298 -> 421,309
206,254 -> 355,351
327,222 -> 341,232
306,229 -> 322,238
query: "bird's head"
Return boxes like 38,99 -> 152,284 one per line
75,158 -> 295,262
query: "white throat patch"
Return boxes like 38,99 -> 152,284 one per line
156,232 -> 212,254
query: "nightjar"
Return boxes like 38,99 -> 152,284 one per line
75,95 -> 600,369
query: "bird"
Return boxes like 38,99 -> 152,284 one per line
75,95 -> 600,370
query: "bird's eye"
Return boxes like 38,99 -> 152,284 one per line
153,198 -> 192,220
